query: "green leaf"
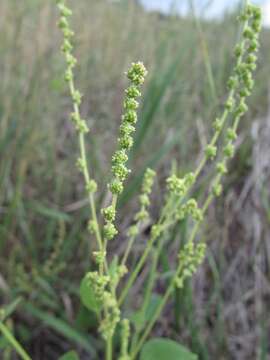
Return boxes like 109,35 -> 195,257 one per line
75,305 -> 98,331
0,297 -> 23,321
59,350 -> 79,360
0,336 -> 8,349
79,275 -> 101,314
144,294 -> 162,323
130,294 -> 162,331
28,201 -> 71,222
130,310 -> 145,331
140,338 -> 197,360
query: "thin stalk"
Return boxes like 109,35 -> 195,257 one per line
0,322 -> 31,360
121,234 -> 136,267
130,239 -> 162,353
68,81 -> 103,253
118,234 -> 156,306
131,104 -> 245,358
130,213 -> 208,359
130,276 -> 176,360
106,336 -> 113,360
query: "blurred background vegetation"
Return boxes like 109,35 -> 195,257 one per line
0,0 -> 270,359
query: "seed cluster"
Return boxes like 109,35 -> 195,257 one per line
119,319 -> 131,360
211,3 -> 262,198
175,241 -> 206,289
176,199 -> 203,222
167,172 -> 195,196
54,1 -> 262,359
102,62 -> 148,242
57,1 -> 89,139
109,63 -> 148,197
56,0 -> 102,249
99,292 -> 120,340
128,168 -> 156,237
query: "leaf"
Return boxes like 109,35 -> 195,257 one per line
130,310 -> 145,331
140,338 -> 197,360
79,274 -> 101,314
28,201 -> 71,222
0,336 -> 8,349
130,294 -> 162,331
59,350 -> 79,360
0,297 -> 23,321
75,305 -> 98,331
144,294 -> 162,323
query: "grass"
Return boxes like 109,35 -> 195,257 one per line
0,0 -> 270,359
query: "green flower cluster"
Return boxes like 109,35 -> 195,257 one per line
119,319 -> 131,360
211,3 -> 261,197
56,0 -> 102,249
110,264 -> 128,289
201,3 -> 261,171
102,63 -> 148,243
121,168 -> 156,270
103,214 -> 118,241
166,172 -> 195,198
134,168 -> 156,223
175,241 -> 206,289
85,271 -> 110,303
109,62 -> 148,197
176,198 -> 203,222
99,291 -> 120,340
205,144 -> 217,160
54,1 -> 262,358
56,0 -> 90,139
92,250 -> 106,266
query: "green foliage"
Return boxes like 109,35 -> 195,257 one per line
0,0 -> 266,359
79,273 -> 103,314
54,1 -> 262,359
140,338 -> 197,360
0,322 -> 31,360
59,350 -> 79,360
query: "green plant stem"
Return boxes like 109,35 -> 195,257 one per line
118,191 -> 177,304
131,238 -> 162,352
118,234 -> 156,306
130,220 -> 207,359
112,194 -> 118,210
130,274 -> 175,360
68,80 -> 103,252
119,25 -> 249,296
131,108 -> 244,358
121,234 -> 136,267
141,238 -> 163,315
0,322 -> 31,360
106,336 -> 113,360
121,218 -> 147,268
150,22 -> 249,226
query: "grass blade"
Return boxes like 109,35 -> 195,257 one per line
0,321 -> 31,360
